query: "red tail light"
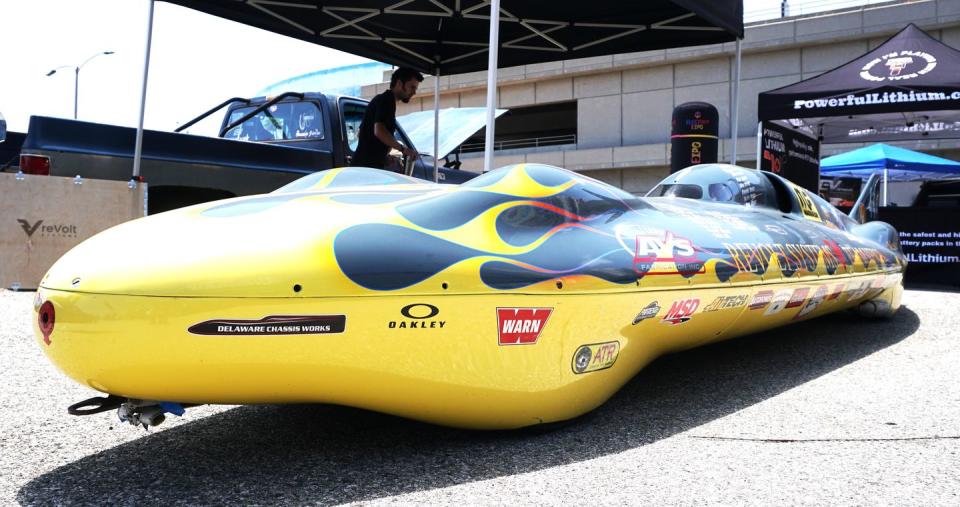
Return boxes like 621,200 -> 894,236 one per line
39,301 -> 55,345
20,154 -> 51,175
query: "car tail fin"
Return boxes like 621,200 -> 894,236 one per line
848,172 -> 881,224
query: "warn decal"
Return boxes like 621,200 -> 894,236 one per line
497,307 -> 552,345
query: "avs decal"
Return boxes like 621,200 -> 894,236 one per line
632,301 -> 661,325
188,315 -> 345,336
796,285 -> 828,319
390,303 -> 446,329
860,50 -> 936,82
749,290 -> 774,310
572,341 -> 620,374
615,225 -> 704,276
702,294 -> 748,312
497,307 -> 552,345
661,298 -> 699,325
763,290 -> 793,316
785,288 -> 810,309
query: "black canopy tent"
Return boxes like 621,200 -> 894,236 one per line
758,24 -> 960,144
130,0 -> 743,178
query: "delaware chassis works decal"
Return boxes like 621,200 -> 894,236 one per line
188,315 -> 346,336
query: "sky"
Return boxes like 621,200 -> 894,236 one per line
0,0 -> 873,137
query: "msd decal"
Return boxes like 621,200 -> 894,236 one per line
661,298 -> 699,325
497,307 -> 552,345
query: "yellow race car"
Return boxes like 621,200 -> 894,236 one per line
33,163 -> 904,429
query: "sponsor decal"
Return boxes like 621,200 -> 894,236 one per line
571,341 -> 620,374
827,283 -> 845,300
661,298 -> 699,325
796,286 -> 828,319
846,281 -> 870,301
763,224 -> 789,236
702,294 -> 748,312
763,290 -> 793,316
785,288 -> 810,308
188,315 -> 345,335
860,50 -> 937,82
615,226 -> 704,275
749,290 -> 774,310
632,301 -> 661,324
391,303 -> 445,329
497,307 -> 552,345
792,187 -> 822,222
17,219 -> 78,238
723,242 -> 883,276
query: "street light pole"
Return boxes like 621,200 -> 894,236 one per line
46,51 -> 114,120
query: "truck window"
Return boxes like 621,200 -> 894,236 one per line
223,101 -> 324,142
341,101 -> 365,153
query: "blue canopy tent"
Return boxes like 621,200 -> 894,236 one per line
821,143 -> 960,203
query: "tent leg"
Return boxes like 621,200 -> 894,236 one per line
482,0 -> 501,174
132,0 -> 155,180
730,38 -> 742,165
883,168 -> 888,205
433,68 -> 440,183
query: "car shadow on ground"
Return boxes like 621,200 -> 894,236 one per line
19,307 -> 920,505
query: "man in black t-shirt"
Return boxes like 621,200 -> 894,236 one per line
352,67 -> 423,170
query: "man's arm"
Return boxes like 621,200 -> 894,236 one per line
374,123 -> 417,158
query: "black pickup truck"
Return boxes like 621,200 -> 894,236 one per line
17,92 -> 476,213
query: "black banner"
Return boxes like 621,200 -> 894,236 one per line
879,207 -> 960,287
759,121 -> 820,192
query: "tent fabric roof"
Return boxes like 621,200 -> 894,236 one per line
820,143 -> 960,181
160,0 -> 743,75
759,24 -> 960,122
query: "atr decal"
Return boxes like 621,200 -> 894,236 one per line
391,303 -> 446,329
661,298 -> 699,325
632,301 -> 661,324
763,290 -> 793,316
188,315 -> 345,336
703,294 -> 748,312
497,307 -> 552,345
572,341 -> 620,374
796,285 -> 828,319
749,290 -> 774,310
785,288 -> 810,308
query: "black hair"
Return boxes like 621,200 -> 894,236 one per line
390,67 -> 424,88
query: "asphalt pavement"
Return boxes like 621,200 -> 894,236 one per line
1,288 -> 957,506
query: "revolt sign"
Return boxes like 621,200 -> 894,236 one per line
0,173 -> 146,290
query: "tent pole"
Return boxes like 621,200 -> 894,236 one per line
482,0 -> 501,174
730,38 -> 742,165
132,0 -> 155,180
883,167 -> 888,205
433,68 -> 440,183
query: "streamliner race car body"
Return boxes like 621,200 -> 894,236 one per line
33,163 -> 905,430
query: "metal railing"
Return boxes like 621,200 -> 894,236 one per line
458,134 -> 576,154
745,0 -> 899,24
